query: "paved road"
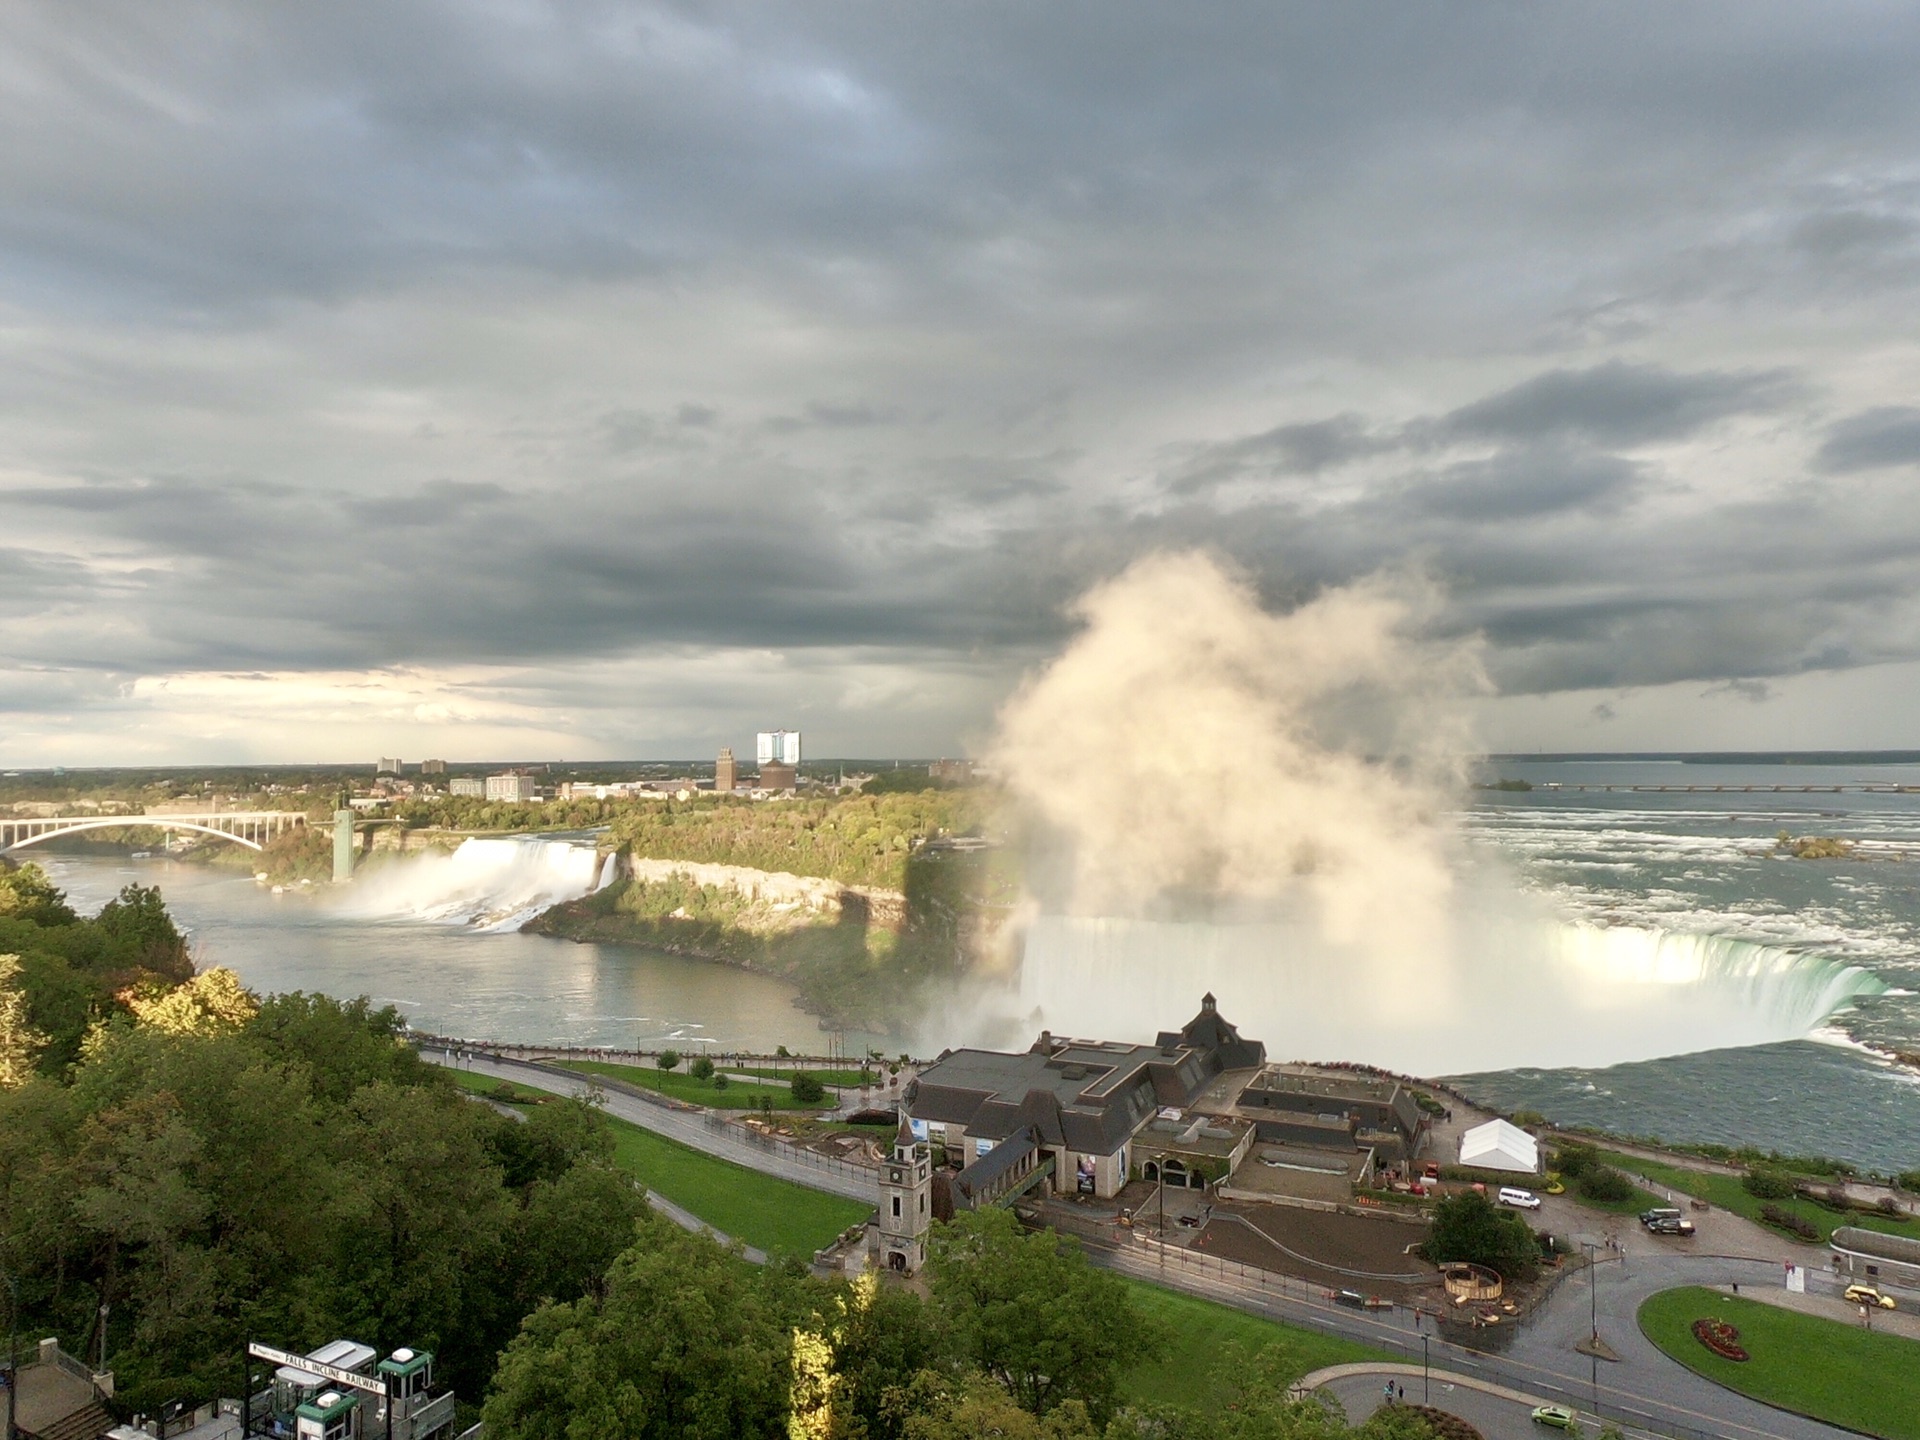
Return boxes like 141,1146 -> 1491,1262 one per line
426,1049 -> 879,1206
1325,1373 -> 1554,1440
1087,1241 -> 1857,1440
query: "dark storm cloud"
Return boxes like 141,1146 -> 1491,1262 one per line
1432,363 -> 1796,448
1400,449 -> 1643,522
5,1 -> 1920,753
1814,408 -> 1920,472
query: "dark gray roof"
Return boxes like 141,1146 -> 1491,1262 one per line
908,997 -> 1262,1156
954,1129 -> 1039,1201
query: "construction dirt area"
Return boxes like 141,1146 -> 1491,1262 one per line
1189,1200 -> 1439,1304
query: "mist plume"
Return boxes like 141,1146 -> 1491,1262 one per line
988,551 -> 1483,957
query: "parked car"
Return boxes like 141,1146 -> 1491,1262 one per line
1640,1207 -> 1684,1229
1530,1405 -> 1577,1429
1333,1289 -> 1367,1308
1647,1216 -> 1695,1236
1844,1284 -> 1897,1310
1498,1186 -> 1543,1210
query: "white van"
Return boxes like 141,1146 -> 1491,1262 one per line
1498,1186 -> 1543,1210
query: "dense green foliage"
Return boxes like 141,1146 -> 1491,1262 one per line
607,791 -> 993,890
483,1204 -> 1429,1440
790,1070 -> 827,1104
0,982 -> 648,1418
1639,1287 -> 1920,1440
1421,1192 -> 1540,1281
0,863 -> 193,1075
1741,1168 -> 1796,1200
926,1209 -> 1168,1424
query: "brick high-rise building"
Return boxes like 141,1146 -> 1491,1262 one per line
715,747 -> 737,793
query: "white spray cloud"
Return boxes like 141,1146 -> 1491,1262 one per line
953,550 -> 1884,1073
987,550 -> 1483,957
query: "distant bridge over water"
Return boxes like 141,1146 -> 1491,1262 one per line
0,810 -> 308,854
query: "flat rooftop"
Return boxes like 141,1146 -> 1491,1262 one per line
1241,1064 -> 1406,1105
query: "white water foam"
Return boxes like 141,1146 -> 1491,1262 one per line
340,836 -> 604,931
993,912 -> 1884,1075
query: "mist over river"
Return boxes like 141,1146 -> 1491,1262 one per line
26,754 -> 1920,1171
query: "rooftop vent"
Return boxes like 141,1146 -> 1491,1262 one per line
1059,1066 -> 1087,1081
317,1393 -> 343,1410
391,1348 -> 414,1363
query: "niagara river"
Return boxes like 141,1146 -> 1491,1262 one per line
27,753 -> 1920,1172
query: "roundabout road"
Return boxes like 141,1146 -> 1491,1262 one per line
1505,1253 -> 1860,1440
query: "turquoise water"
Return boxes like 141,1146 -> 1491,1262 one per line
1446,758 -> 1920,1172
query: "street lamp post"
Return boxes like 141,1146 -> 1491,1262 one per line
1420,1325 -> 1430,1406
3,1268 -> 20,1440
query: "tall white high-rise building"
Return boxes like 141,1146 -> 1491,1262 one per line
756,730 -> 802,766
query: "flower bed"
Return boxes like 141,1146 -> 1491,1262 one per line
1692,1317 -> 1749,1362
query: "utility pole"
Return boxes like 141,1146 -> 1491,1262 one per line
1420,1322 -> 1430,1406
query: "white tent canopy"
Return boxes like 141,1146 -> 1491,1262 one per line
1458,1118 -> 1539,1174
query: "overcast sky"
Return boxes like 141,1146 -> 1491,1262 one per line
5,1 -> 1920,764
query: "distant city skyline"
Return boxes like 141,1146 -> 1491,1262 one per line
5,5 -> 1920,764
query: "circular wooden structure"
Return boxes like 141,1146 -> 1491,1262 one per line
1441,1262 -> 1504,1302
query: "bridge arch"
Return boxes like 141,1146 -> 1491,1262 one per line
2,817 -> 279,854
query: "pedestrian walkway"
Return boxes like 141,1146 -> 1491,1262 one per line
427,1049 -> 878,1204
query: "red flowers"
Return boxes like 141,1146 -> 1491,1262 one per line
1692,1317 -> 1749,1362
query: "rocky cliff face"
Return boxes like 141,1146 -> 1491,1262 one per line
621,855 -> 907,927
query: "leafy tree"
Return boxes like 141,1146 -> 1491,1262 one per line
1577,1166 -> 1634,1203
689,1055 -> 715,1082
483,1219 -> 813,1440
712,1073 -> 730,1092
94,884 -> 192,982
0,953 -> 49,1087
1423,1192 -> 1540,1281
827,1274 -> 945,1440
790,1071 -> 826,1104
657,1048 -> 681,1073
925,1208 -> 1167,1423
126,967 -> 259,1036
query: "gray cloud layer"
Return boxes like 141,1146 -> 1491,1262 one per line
4,2 -> 1920,754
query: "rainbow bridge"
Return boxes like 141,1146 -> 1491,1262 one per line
0,810 -> 308,854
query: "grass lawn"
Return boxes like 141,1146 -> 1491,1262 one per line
1116,1277 -> 1395,1409
441,1066 -> 546,1104
557,1058 -> 839,1110
1598,1149 -> 1916,1246
439,1065 -> 872,1255
1639,1286 -> 1920,1440
733,1064 -> 880,1087
1563,1178 -> 1668,1216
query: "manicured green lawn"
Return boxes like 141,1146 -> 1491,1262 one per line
558,1058 -> 838,1110
1116,1277 -> 1394,1409
733,1064 -> 879,1087
601,1111 -> 872,1256
440,1066 -> 547,1104
1598,1150 -> 1916,1246
439,1065 -> 872,1255
1639,1286 -> 1920,1440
